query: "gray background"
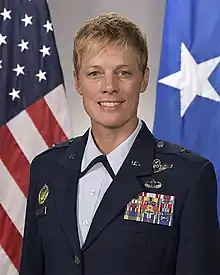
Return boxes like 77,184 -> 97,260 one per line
48,0 -> 166,136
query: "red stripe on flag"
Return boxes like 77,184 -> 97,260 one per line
0,205 -> 22,271
0,125 -> 29,197
27,98 -> 68,147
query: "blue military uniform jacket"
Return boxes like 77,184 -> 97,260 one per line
19,122 -> 220,275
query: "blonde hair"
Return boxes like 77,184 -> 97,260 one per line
73,13 -> 148,74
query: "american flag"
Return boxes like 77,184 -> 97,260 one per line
0,0 -> 72,274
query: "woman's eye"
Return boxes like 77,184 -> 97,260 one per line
88,71 -> 100,76
117,71 -> 130,76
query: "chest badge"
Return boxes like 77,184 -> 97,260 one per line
38,184 -> 49,204
144,178 -> 162,189
153,159 -> 173,174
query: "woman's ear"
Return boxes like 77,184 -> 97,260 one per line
74,70 -> 82,95
140,67 -> 150,93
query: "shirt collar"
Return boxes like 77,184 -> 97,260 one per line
107,119 -> 142,174
81,119 -> 142,174
81,130 -> 102,171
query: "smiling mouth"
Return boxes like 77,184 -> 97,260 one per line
98,101 -> 124,107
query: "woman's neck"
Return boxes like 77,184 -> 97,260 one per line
91,118 -> 139,154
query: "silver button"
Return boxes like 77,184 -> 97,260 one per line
69,138 -> 74,143
82,220 -> 89,226
74,255 -> 80,265
90,189 -> 96,196
157,141 -> 165,148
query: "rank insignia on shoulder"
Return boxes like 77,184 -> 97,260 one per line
180,148 -> 190,154
38,184 -> 49,204
153,159 -> 173,174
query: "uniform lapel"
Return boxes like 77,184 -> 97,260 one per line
50,132 -> 88,255
82,122 -> 156,252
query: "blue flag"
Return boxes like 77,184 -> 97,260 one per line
153,0 -> 220,218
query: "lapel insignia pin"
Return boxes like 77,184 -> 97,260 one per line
153,159 -> 173,174
68,153 -> 75,160
38,184 -> 49,204
131,160 -> 141,167
144,178 -> 162,189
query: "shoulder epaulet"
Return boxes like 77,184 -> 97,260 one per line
155,139 -> 207,163
51,137 -> 75,149
35,137 -> 77,159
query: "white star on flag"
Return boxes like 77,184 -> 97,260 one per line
36,69 -> 47,82
0,8 -> 12,21
9,88 -> 20,100
159,42 -> 220,117
13,64 -> 25,76
21,14 -> 33,27
0,60 -> 2,69
39,45 -> 50,57
0,33 -> 7,45
18,39 -> 29,52
43,20 -> 53,32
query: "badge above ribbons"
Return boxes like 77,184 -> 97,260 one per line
124,192 -> 175,227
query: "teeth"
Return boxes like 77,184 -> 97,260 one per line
99,102 -> 121,107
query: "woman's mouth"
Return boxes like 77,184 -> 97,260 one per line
98,101 -> 124,107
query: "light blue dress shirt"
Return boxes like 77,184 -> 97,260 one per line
77,120 -> 142,247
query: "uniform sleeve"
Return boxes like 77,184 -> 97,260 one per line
19,158 -> 45,275
176,161 -> 220,275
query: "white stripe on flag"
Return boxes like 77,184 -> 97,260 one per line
44,84 -> 72,138
0,160 -> 27,236
7,110 -> 48,163
0,246 -> 19,275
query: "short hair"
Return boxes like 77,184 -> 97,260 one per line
73,13 -> 148,74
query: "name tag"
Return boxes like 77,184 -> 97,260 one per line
36,206 -> 47,218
